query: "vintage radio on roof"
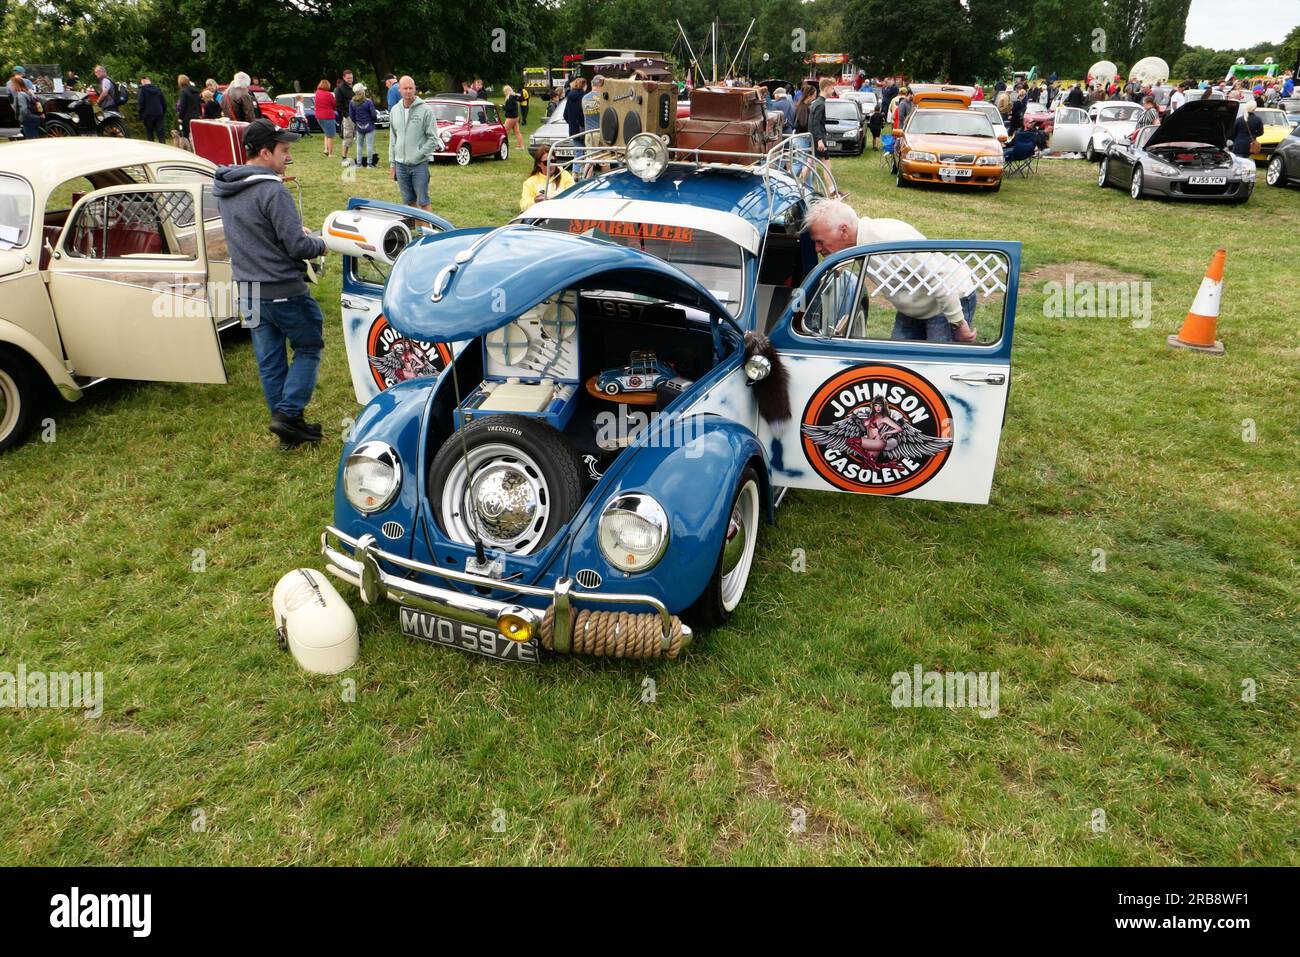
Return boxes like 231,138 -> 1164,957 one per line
597,78 -> 676,147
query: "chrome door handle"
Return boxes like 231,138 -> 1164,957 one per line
950,372 -> 1006,385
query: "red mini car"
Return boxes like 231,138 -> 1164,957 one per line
424,95 -> 510,165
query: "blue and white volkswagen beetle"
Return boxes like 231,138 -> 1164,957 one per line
320,136 -> 1022,662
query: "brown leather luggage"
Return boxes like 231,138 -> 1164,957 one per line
688,86 -> 765,122
676,116 -> 773,165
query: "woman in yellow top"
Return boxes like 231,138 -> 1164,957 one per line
519,144 -> 575,211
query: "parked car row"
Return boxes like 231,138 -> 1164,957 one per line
0,87 -> 130,140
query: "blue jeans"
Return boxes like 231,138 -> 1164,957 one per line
891,291 -> 977,342
243,294 -> 325,418
356,129 -> 374,160
791,133 -> 813,177
22,115 -> 41,140
394,161 -> 429,206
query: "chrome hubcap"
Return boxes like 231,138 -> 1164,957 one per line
471,463 -> 539,542
440,443 -> 550,554
1131,170 -> 1142,198
721,505 -> 747,578
1268,157 -> 1282,184
1098,161 -> 1107,185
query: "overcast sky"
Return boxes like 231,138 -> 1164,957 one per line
1185,0 -> 1300,50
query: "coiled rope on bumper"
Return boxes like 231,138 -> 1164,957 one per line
539,607 -> 688,659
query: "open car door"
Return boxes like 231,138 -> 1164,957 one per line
46,182 -> 226,384
762,240 -> 1019,504
334,199 -> 457,402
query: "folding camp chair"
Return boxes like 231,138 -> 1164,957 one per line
880,133 -> 896,171
1002,130 -> 1040,178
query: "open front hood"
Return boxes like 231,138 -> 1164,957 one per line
1145,99 -> 1238,148
382,224 -> 733,343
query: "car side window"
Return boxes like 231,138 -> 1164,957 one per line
796,249 -> 1010,346
153,167 -> 220,226
64,190 -> 196,260
485,106 -> 499,124
474,106 -> 488,124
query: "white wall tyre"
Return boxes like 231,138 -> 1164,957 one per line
0,351 -> 40,454
603,381 -> 620,395
1266,154 -> 1286,187
456,144 -> 472,166
428,414 -> 582,556
687,468 -> 761,628
1130,166 -> 1144,200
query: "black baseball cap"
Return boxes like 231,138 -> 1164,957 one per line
243,118 -> 299,154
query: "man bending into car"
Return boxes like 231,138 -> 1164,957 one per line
214,119 -> 330,449
803,198 -> 978,343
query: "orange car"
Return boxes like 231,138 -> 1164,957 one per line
894,86 -> 1005,191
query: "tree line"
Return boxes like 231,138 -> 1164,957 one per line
1,0 -> 1295,100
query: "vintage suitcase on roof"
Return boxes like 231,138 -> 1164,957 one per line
676,116 -> 775,165
688,86 -> 765,122
190,118 -> 250,166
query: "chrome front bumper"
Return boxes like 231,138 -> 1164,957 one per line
321,526 -> 689,655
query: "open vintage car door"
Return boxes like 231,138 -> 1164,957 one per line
762,240 -> 1019,505
45,182 -> 226,384
330,199 -> 456,402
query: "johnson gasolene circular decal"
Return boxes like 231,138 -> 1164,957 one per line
800,364 -> 954,495
366,315 -> 452,391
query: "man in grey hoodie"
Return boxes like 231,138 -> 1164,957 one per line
213,119 -> 329,448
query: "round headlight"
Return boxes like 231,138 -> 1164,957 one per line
626,132 -> 668,181
598,494 -> 669,573
343,441 -> 402,513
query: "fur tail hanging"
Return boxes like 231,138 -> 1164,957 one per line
743,331 -> 791,425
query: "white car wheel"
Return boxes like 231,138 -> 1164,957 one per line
1130,166 -> 1144,199
1267,154 -> 1286,187
497,139 -> 509,160
1085,140 -> 1095,162
456,144 -> 472,166
603,382 -> 620,396
719,478 -> 760,612
1098,157 -> 1109,187
0,353 -> 38,454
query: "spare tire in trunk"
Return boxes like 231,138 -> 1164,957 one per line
429,414 -> 584,556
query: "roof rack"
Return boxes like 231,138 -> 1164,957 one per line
540,131 -> 840,209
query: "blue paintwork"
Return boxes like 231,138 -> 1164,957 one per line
382,224 -> 733,343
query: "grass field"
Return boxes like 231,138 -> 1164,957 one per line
1,114 -> 1297,865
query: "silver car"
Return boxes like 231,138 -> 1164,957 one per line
1097,99 -> 1254,202
528,110 -> 574,159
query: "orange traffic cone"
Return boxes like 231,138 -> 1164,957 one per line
1168,249 -> 1225,355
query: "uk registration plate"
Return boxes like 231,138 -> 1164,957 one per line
1188,175 -> 1226,185
399,607 -> 541,663
939,167 -> 972,178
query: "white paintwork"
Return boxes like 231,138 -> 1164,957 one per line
45,182 -> 227,384
761,353 -> 1010,504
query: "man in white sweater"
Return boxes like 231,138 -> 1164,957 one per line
804,198 -> 978,342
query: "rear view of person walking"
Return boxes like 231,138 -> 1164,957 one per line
136,76 -> 167,142
349,83 -> 378,167
313,79 -> 336,157
177,75 -> 201,143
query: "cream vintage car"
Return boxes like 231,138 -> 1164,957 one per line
0,139 -> 236,452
